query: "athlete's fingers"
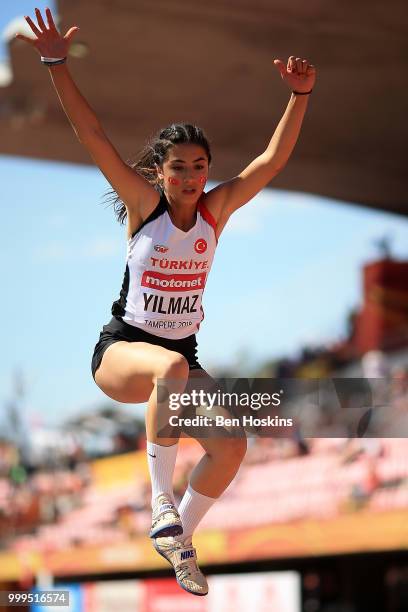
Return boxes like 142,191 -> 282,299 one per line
63,26 -> 79,42
287,56 -> 296,72
296,57 -> 302,73
306,64 -> 316,75
25,15 -> 42,38
301,59 -> 308,74
46,7 -> 58,33
273,59 -> 286,77
35,8 -> 48,33
14,33 -> 36,45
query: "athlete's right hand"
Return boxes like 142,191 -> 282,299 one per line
15,7 -> 79,59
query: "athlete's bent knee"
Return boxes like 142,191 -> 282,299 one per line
156,352 -> 190,382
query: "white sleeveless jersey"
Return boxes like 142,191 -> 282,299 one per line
111,192 -> 218,339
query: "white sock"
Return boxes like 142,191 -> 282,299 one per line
175,484 -> 217,544
147,441 -> 178,506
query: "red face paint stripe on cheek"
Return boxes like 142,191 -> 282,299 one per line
168,177 -> 180,185
199,176 -> 207,185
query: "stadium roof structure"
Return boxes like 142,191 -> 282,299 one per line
0,0 -> 407,216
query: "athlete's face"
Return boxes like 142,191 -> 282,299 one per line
158,144 -> 209,202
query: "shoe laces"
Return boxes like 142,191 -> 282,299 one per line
152,496 -> 177,519
154,493 -> 173,508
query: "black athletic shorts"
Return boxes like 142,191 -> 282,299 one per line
91,316 -> 202,380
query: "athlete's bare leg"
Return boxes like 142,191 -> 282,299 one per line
187,369 -> 247,498
94,340 -> 189,445
95,346 -> 246,495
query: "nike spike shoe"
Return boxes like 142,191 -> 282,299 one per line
149,493 -> 183,538
153,535 -> 208,596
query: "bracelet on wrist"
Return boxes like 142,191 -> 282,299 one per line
40,56 -> 67,66
292,89 -> 313,95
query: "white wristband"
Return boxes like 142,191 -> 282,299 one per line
41,56 -> 66,62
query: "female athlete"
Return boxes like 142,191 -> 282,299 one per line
16,7 -> 316,596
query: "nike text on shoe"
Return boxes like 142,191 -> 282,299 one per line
153,536 -> 208,596
149,493 -> 183,538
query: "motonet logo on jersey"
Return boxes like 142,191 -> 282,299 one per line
141,271 -> 206,292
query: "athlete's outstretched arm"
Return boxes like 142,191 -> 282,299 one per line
15,8 -> 157,220
207,56 -> 317,222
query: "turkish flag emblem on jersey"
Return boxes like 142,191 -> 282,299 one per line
194,238 -> 207,254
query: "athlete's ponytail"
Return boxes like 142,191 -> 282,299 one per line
102,123 -> 212,225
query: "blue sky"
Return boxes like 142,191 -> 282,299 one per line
1,4 -> 408,429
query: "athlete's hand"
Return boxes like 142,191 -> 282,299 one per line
14,7 -> 79,59
273,56 -> 316,93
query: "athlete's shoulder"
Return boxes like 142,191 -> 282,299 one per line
199,188 -> 225,224
128,190 -> 167,240
199,187 -> 231,241
198,196 -> 217,233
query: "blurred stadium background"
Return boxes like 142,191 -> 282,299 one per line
1,1 -> 408,611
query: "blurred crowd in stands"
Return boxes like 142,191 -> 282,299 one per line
0,442 -> 90,542
0,349 -> 407,552
1,434 -> 407,551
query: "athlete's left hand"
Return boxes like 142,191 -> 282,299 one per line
273,56 -> 316,93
